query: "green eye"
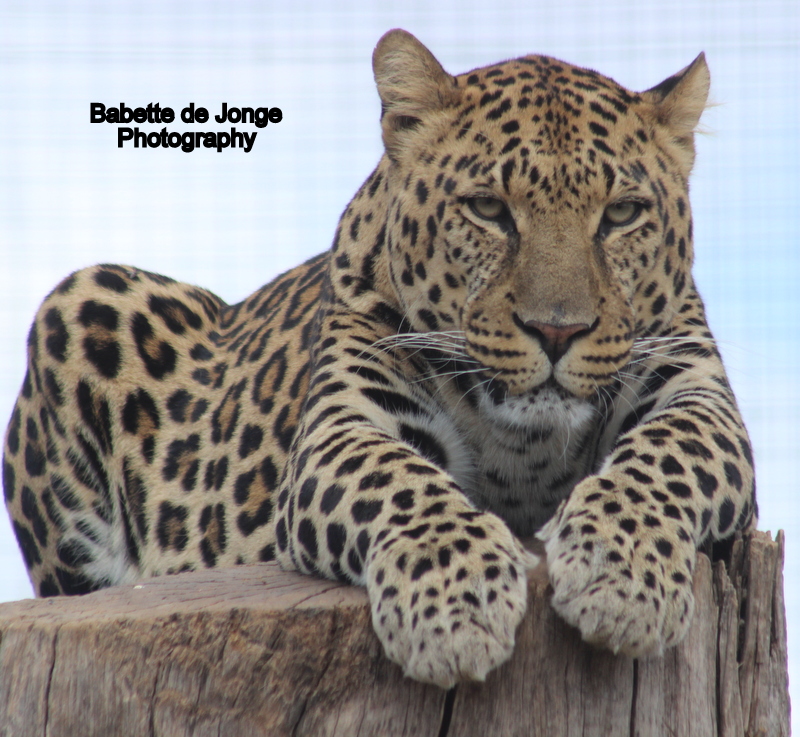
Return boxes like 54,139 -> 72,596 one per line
603,200 -> 642,226
469,196 -> 507,220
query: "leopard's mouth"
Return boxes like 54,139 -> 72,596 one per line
416,332 -> 604,406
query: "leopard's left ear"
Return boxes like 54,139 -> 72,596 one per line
373,29 -> 460,161
642,53 -> 710,171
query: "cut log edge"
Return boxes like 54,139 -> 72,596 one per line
0,529 -> 788,737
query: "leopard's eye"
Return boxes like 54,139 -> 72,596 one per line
468,196 -> 508,220
603,200 -> 642,226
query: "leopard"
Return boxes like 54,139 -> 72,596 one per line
2,29 -> 756,689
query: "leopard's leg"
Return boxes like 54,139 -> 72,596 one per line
539,307 -> 756,655
274,310 -> 537,688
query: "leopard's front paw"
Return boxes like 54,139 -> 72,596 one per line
538,497 -> 695,657
367,514 -> 537,688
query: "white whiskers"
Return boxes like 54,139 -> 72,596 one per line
370,330 -> 470,360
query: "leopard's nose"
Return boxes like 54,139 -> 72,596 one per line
513,315 -> 595,364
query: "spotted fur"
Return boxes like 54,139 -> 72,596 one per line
3,30 -> 755,688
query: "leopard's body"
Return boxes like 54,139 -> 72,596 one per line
3,30 -> 756,687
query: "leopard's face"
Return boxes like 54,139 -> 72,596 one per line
381,56 -> 696,420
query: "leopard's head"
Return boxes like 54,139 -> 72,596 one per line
372,30 -> 708,413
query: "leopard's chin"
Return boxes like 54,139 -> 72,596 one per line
477,376 -> 596,433
479,372 -> 587,404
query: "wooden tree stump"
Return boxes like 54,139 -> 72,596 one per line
0,530 -> 788,736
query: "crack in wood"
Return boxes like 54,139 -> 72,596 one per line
437,686 -> 457,737
629,658 -> 639,737
42,624 -> 60,737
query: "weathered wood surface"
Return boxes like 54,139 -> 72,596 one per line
0,530 -> 788,737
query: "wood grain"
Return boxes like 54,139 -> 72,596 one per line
0,530 -> 788,736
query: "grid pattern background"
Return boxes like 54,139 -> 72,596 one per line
1,0 -> 797,722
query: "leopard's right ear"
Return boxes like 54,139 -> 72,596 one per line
373,29 -> 459,161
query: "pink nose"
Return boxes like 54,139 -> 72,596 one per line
516,317 -> 592,364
